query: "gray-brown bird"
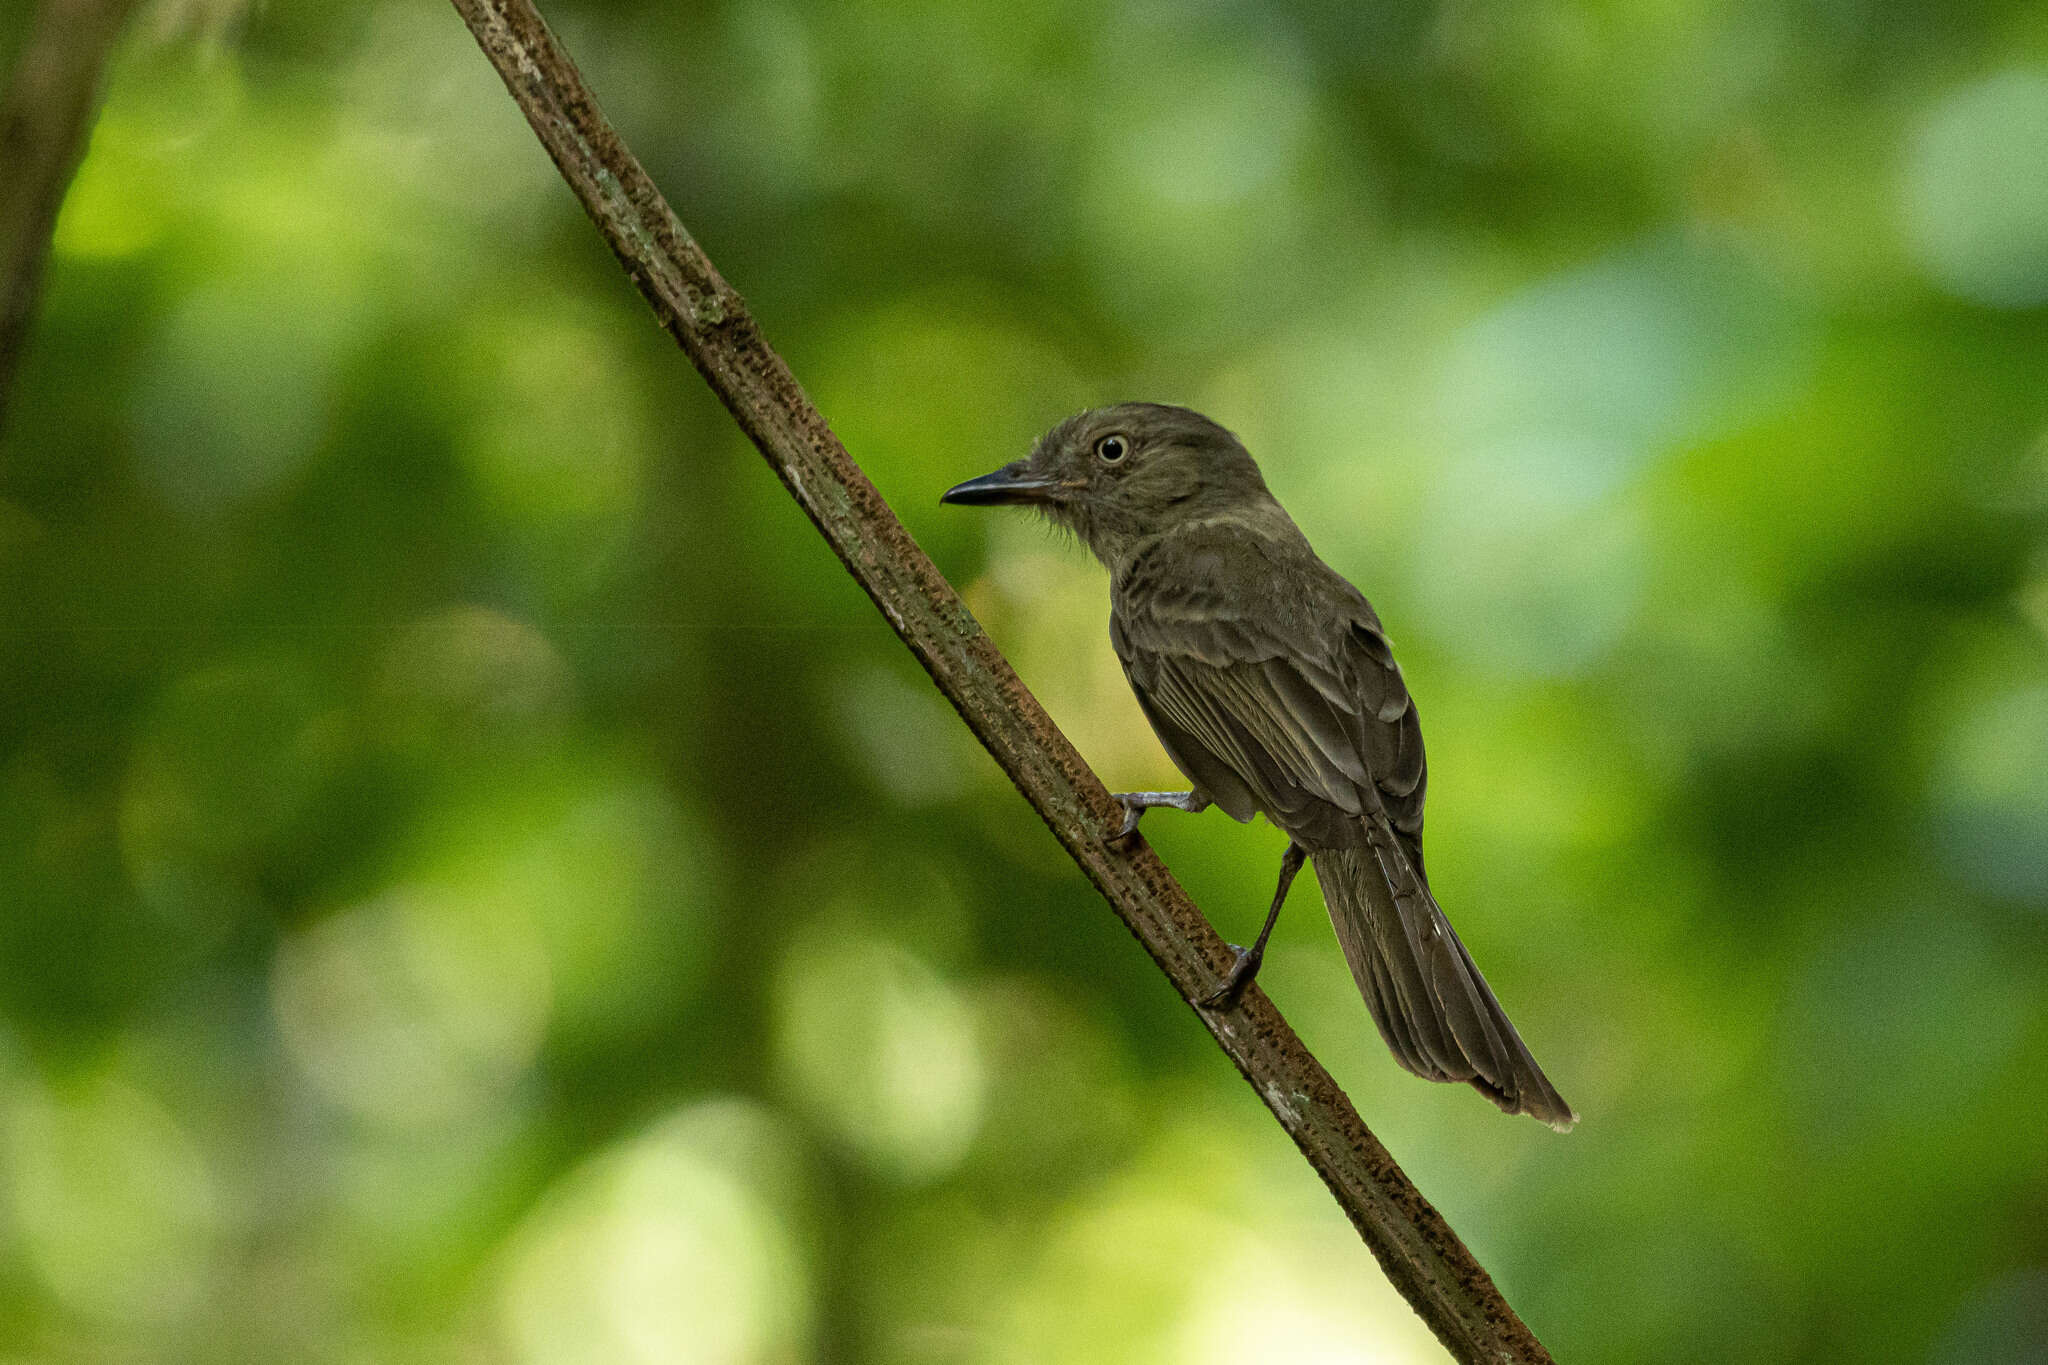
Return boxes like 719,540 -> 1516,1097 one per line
942,402 -> 1576,1130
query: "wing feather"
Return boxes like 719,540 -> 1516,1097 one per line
1111,558 -> 1421,842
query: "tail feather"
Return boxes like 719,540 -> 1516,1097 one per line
1314,829 -> 1577,1132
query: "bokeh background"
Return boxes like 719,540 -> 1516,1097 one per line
4,0 -> 2048,1361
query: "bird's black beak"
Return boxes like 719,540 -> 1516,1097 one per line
940,460 -> 1062,507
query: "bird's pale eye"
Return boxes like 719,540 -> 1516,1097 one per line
1094,433 -> 1129,463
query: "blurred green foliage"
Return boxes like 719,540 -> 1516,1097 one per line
3,0 -> 2047,1361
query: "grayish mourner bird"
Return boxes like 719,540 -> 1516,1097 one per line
942,403 -> 1576,1130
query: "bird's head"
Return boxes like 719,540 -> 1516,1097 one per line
941,403 -> 1275,568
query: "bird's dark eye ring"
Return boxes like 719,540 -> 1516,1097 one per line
1095,434 -> 1129,463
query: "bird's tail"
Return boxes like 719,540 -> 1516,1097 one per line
1314,827 -> 1577,1131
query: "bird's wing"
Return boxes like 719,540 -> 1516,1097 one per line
1110,555 -> 1425,844
1113,546 -> 1574,1128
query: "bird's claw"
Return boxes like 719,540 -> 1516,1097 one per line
1108,790 -> 1208,846
1198,944 -> 1262,1010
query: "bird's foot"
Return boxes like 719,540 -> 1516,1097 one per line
1108,790 -> 1210,845
1197,943 -> 1264,1010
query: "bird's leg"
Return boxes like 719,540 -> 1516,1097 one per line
1109,790 -> 1211,842
1200,842 -> 1307,1010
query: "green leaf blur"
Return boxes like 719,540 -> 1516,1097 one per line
3,1 -> 2046,1361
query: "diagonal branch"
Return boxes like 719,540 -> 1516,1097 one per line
444,3 -> 1557,1361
